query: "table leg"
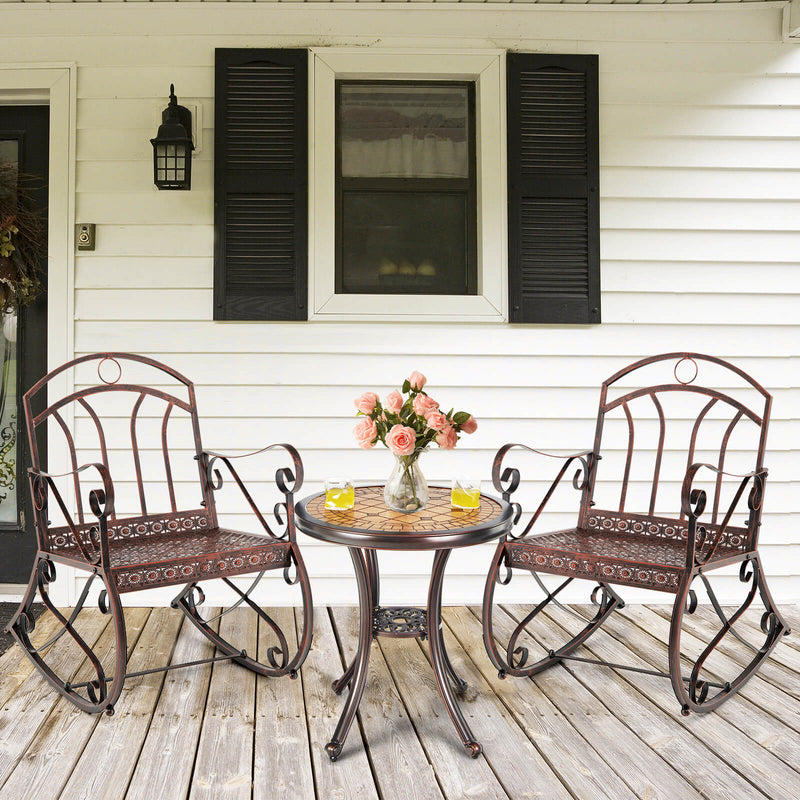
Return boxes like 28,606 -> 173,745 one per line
326,547 -> 374,761
427,549 -> 482,758
367,549 -> 380,609
333,550 -> 380,695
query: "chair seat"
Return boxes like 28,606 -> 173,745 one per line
507,527 -> 744,593
55,528 -> 292,593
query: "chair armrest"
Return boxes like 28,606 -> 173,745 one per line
202,443 -> 304,541
28,463 -> 115,566
492,443 -> 594,541
680,461 -> 766,565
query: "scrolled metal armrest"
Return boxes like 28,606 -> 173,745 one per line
680,462 -> 766,519
28,463 -> 115,567
492,443 -> 594,541
680,462 -> 766,565
29,462 -> 115,521
203,442 -> 304,495
202,443 -> 304,540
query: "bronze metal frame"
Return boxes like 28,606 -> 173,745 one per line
482,352 -> 790,715
5,352 -> 313,715
295,485 -> 512,759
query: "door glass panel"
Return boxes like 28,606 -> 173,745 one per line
0,140 -> 20,526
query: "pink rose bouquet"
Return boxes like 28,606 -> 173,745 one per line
352,372 -> 477,512
352,371 -> 477,455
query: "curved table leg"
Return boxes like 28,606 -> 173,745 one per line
333,550 -> 380,695
326,547 -> 374,761
427,549 -> 481,758
440,641 -> 469,695
332,657 -> 356,695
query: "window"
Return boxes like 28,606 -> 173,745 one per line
214,49 -> 599,324
336,81 -> 477,297
310,49 -> 504,321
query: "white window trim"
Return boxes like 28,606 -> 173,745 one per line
309,48 -> 507,322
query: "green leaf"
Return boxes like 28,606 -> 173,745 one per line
402,379 -> 411,393
452,411 -> 470,425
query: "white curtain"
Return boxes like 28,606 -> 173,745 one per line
341,134 -> 468,179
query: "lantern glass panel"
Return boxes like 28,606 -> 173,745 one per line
154,142 -> 189,188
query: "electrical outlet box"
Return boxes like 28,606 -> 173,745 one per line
76,223 -> 96,251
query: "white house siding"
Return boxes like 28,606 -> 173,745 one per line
2,3 -> 798,607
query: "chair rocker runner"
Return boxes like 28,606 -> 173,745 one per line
6,353 -> 313,715
483,352 -> 790,715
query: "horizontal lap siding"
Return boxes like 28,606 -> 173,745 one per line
4,3 -> 798,603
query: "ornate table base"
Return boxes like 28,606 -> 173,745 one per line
325,548 -> 480,761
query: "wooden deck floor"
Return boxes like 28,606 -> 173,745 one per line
0,602 -> 798,800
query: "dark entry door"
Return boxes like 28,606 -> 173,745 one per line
0,105 -> 49,583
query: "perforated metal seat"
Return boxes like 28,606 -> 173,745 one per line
508,512 -> 748,594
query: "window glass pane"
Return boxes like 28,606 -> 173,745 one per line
340,191 -> 468,295
0,140 -> 20,526
339,83 -> 469,178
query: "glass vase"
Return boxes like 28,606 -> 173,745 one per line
384,451 -> 428,513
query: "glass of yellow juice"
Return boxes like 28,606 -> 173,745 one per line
324,478 -> 355,510
451,478 -> 480,510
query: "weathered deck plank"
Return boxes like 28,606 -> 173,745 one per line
188,608 -> 258,800
617,604 -> 800,735
329,606 -> 447,800
299,605 -> 379,800
642,602 -> 800,701
548,602 -> 800,800
57,608 -> 182,800
0,607 -> 129,792
253,607 -> 315,800
688,603 -> 800,679
0,610 -> 65,709
424,608 -> 582,800
0,608 -> 151,800
630,609 -> 800,770
125,610 -> 220,800
455,605 -> 700,800
0,604 -> 796,800
506,603 -> 779,800
374,635 -> 508,799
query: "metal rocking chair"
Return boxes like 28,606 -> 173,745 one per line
483,352 -> 790,715
6,353 -> 313,715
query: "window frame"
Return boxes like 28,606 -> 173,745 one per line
309,48 -> 507,322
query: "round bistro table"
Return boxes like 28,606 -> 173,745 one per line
294,485 -> 513,760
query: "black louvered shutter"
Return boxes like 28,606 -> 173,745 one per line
507,53 -> 600,324
214,49 -> 308,320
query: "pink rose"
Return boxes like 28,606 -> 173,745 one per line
353,417 -> 378,449
354,391 -> 379,415
460,415 -> 478,434
426,411 -> 449,432
413,393 -> 439,418
384,390 -> 403,415
408,371 -> 427,391
386,424 -> 417,456
436,424 -> 458,450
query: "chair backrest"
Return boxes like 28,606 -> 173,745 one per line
24,353 -> 215,548
580,353 -> 771,550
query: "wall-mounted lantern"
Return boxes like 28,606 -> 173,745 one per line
150,85 -> 194,190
